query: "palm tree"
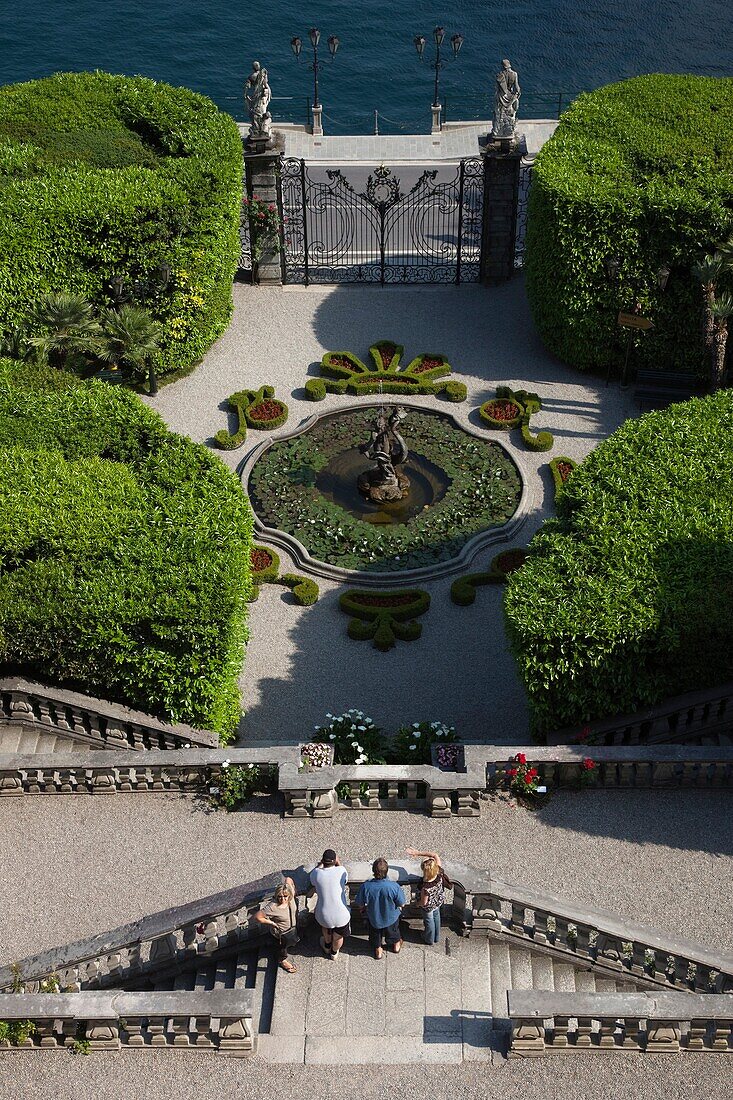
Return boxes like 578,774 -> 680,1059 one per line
710,292 -> 733,391
692,255 -> 723,356
29,291 -> 103,370
0,322 -> 36,362
99,304 -> 162,395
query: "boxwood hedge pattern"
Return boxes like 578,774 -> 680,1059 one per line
504,392 -> 733,736
525,75 -> 733,375
309,340 -> 468,401
0,360 -> 252,742
249,408 -> 522,572
0,72 -> 243,379
339,589 -> 430,650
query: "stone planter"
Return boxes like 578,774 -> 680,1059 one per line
299,743 -> 335,771
430,743 -> 466,773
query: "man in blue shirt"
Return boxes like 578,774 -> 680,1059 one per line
355,858 -> 405,959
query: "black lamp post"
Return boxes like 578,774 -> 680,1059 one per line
413,26 -> 463,112
291,27 -> 340,118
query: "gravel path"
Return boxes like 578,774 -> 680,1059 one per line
150,280 -> 637,747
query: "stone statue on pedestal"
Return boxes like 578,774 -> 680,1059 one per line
492,59 -> 521,139
358,405 -> 410,504
245,61 -> 273,145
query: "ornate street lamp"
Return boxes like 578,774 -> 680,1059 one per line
291,26 -> 341,135
413,26 -> 464,132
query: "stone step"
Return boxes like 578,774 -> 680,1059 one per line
508,946 -> 534,991
304,1035 -> 462,1065
0,729 -> 22,752
16,729 -> 39,753
573,968 -> 597,993
551,961 -> 577,992
529,951 -> 554,990
488,939 -> 511,1027
33,732 -> 59,753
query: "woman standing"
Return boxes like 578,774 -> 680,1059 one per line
309,849 -> 351,960
406,846 -> 448,946
255,876 -> 300,973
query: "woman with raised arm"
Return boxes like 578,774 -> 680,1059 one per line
405,847 -> 449,946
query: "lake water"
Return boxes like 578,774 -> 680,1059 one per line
1,0 -> 731,134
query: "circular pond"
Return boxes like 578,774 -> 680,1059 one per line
248,406 -> 523,574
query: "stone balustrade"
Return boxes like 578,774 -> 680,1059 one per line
0,990 -> 254,1053
279,761 -> 483,818
486,743 -> 733,791
0,873 -> 283,994
546,682 -> 733,747
508,990 -> 733,1055
0,678 -> 218,750
445,862 -> 733,994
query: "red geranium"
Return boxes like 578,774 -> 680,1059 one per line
581,758 -> 597,771
515,752 -> 527,765
506,767 -> 518,778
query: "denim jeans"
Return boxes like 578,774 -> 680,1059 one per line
423,907 -> 441,945
367,917 -> 401,949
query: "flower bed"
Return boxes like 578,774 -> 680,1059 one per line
549,455 -> 578,498
493,548 -> 528,576
479,398 -> 523,430
249,408 -> 522,572
309,340 -> 464,401
340,589 -> 430,650
450,546 -> 528,605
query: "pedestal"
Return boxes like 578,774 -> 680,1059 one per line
479,132 -> 527,285
311,105 -> 323,137
243,132 -> 285,286
431,104 -> 442,135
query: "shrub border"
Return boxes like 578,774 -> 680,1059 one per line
248,544 -> 320,606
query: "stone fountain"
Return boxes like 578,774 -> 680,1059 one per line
357,405 -> 410,504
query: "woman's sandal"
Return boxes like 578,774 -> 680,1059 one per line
280,961 -> 298,973
375,947 -> 384,960
392,940 -> 403,954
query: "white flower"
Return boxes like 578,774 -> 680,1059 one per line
358,725 -> 366,731
329,734 -> 336,740
355,745 -> 362,752
183,742 -> 191,748
209,786 -> 220,795
326,713 -> 333,719
222,760 -> 231,769
409,745 -> 417,751
412,723 -> 420,729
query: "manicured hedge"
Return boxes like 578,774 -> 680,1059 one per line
526,75 -> 733,375
504,392 -> 733,735
0,72 -> 243,379
0,359 -> 252,741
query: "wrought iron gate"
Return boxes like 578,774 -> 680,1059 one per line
279,158 -> 484,285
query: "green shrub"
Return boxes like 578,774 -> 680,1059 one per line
312,710 -> 387,764
520,412 -> 554,452
340,589 -> 430,650
215,391 -> 250,450
0,361 -> 252,741
244,385 -> 289,431
525,75 -> 733,375
0,1020 -> 36,1045
505,392 -> 733,735
0,72 -> 242,380
442,380 -> 468,402
479,397 -> 524,430
549,456 -> 577,497
314,341 -> 466,401
280,573 -> 320,605
450,548 -> 528,605
305,378 -> 327,401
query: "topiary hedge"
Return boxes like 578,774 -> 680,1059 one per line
504,392 -> 733,736
0,72 -> 243,380
0,359 -> 252,741
526,75 -> 733,376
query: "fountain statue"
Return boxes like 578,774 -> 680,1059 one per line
357,405 -> 410,504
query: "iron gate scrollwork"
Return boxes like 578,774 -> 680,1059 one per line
279,157 -> 484,285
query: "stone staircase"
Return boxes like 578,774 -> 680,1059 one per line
0,726 -> 92,754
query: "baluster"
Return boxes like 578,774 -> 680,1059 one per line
133,767 -> 151,792
472,893 -> 503,934
26,769 -> 42,794
457,787 -> 479,817
366,783 -> 380,809
428,790 -> 452,818
147,1016 -> 167,1047
61,966 -> 81,993
105,722 -> 129,749
36,1018 -> 57,1048
620,1015 -> 642,1049
550,1015 -> 569,1048
194,1013 -> 215,1047
9,692 -> 33,723
635,761 -> 653,786
596,934 -> 623,972
68,707 -> 88,739
86,1020 -> 120,1050
618,762 -> 634,787
125,943 -> 142,976
406,782 -> 418,809
597,1016 -> 617,1049
554,918 -> 570,953
54,705 -> 72,732
711,1020 -> 732,1051
166,767 -> 182,791
532,909 -> 548,944
509,1018 -> 545,1056
117,767 -> 133,793
122,1016 -> 145,1047
218,1016 -> 254,1054
652,760 -> 676,786
202,919 -> 220,954
646,1021 -> 681,1052
510,902 -> 526,936
575,923 -> 591,959
170,1015 -> 191,1046
57,768 -> 75,794
681,761 -> 697,787
60,1019 -> 78,1046
630,942 -> 646,979
86,714 -> 102,738
36,699 -> 54,727
574,1016 -> 593,1048
40,768 -> 57,794
129,724 -> 147,750
149,933 -> 177,966
82,960 -> 101,987
347,781 -> 360,809
600,761 -> 617,787
386,780 -> 399,809
451,883 -> 469,931
286,789 -> 309,818
0,773 -> 23,796
686,1018 -> 707,1051
311,788 -> 335,817
149,766 -> 166,791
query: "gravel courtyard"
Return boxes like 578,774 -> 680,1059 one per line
152,280 -> 636,746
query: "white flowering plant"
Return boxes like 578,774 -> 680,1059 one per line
393,721 -> 458,765
312,710 -> 387,764
299,742 -> 333,769
209,762 -> 273,811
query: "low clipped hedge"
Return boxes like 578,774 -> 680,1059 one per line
280,573 -> 320,606
244,386 -> 288,431
505,392 -> 733,735
451,548 -> 528,605
314,341 -> 465,401
526,75 -> 733,375
305,378 -> 327,401
340,589 -> 430,650
0,360 -> 252,741
549,456 -> 577,497
0,72 -> 242,380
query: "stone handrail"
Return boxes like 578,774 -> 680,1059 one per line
508,990 -> 733,1055
0,990 -> 254,1053
0,678 -> 218,750
485,743 -> 733,790
0,873 -> 282,993
546,682 -> 733,747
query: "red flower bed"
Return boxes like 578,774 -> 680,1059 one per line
496,549 -> 528,575
412,357 -> 442,374
251,548 -> 274,572
557,461 -> 574,483
378,346 -> 397,368
330,355 -> 355,370
484,399 -> 521,422
351,594 -> 417,608
249,399 -> 285,421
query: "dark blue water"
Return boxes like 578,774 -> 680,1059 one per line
1,1 -> 730,133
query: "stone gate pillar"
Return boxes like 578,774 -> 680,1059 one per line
479,134 -> 527,285
242,135 -> 284,286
